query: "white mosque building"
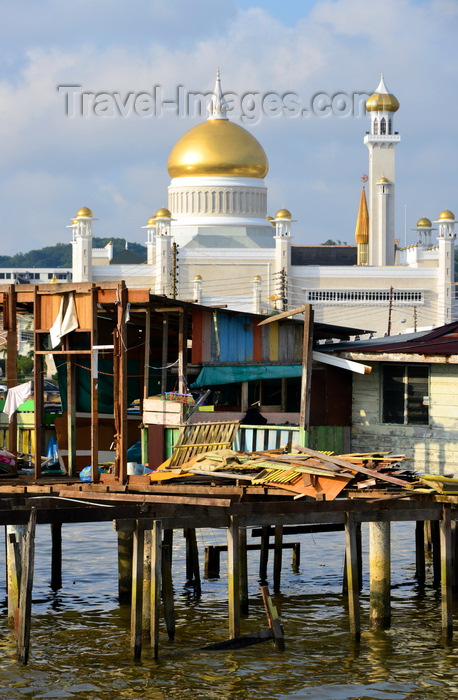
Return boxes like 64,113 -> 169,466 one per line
15,72 -> 458,338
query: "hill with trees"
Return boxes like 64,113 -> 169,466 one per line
0,238 -> 147,268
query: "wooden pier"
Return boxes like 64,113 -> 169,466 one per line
1,478 -> 458,663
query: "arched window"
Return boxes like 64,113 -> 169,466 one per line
388,118 -> 392,135
373,118 -> 378,135
380,117 -> 386,135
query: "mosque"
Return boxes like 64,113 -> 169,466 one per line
11,72 -> 458,338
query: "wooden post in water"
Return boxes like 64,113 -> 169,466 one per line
151,520 -> 162,660
259,526 -> 270,582
6,523 -> 27,627
415,520 -> 426,587
227,515 -> 241,639
50,523 -> 62,591
114,520 -> 135,604
440,506 -> 453,639
239,527 -> 249,615
185,529 -> 201,597
17,508 -> 37,664
161,529 -> 175,641
369,521 -> 391,629
431,520 -> 441,589
142,528 -> 152,640
204,546 -> 220,578
292,542 -> 300,571
345,513 -> 361,640
273,524 -> 283,593
130,520 -> 145,660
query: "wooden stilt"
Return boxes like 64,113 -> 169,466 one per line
204,545 -> 220,578
440,506 -> 453,639
345,513 -> 361,640
425,520 -> 433,551
259,526 -> 270,582
292,542 -> 300,571
50,523 -> 62,591
227,515 -> 241,639
185,529 -> 201,597
114,520 -> 135,604
130,520 -> 145,660
415,520 -> 426,587
239,527 -> 248,615
151,521 -> 162,660
273,524 -> 283,594
369,520 -> 391,629
161,529 -> 175,641
17,508 -> 37,664
431,520 -> 441,589
142,529 -> 152,639
356,522 -> 363,592
6,523 -> 27,627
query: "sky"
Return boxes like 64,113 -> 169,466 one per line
0,0 -> 457,257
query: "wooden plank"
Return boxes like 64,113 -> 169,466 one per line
257,305 -> 308,326
90,286 -> 99,483
292,444 -> 410,487
261,585 -> 285,650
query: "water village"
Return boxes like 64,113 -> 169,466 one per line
0,281 -> 458,664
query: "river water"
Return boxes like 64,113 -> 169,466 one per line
0,521 -> 456,700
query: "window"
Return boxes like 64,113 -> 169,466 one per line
382,365 -> 429,425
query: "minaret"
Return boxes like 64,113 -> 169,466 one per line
142,216 -> 157,265
435,209 -> 456,325
70,207 -> 94,283
274,208 -> 293,307
154,207 -> 173,296
355,186 -> 369,265
364,75 -> 400,266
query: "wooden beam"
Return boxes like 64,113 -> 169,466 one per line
90,287 -> 99,483
131,520 -> 145,660
257,305 -> 308,326
299,305 -> 314,431
345,512 -> 361,639
227,515 -> 241,639
150,520 -> 162,659
441,505 -> 453,638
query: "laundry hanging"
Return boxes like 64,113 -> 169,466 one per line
50,293 -> 79,348
3,381 -> 33,422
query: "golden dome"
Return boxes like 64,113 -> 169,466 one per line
146,217 -> 157,226
366,75 -> 399,113
253,275 -> 262,281
417,217 -> 432,227
194,275 -> 202,281
275,208 -> 292,219
378,177 -> 388,183
75,206 -> 93,218
167,119 -> 268,179
366,93 -> 399,112
439,209 -> 455,220
155,207 -> 172,218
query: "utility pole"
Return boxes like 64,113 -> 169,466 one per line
387,286 -> 393,336
171,243 -> 179,300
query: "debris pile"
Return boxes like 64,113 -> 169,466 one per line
152,444 -> 416,500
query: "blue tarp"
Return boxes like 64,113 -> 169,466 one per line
191,364 -> 302,388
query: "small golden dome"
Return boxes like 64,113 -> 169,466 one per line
378,177 -> 388,183
168,119 -> 268,179
366,93 -> 400,112
417,217 -> 432,228
275,208 -> 292,219
155,207 -> 172,218
146,217 -> 157,226
439,209 -> 455,220
194,275 -> 202,281
253,275 -> 262,281
75,206 -> 93,218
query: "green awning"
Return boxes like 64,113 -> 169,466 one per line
191,364 -> 302,388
